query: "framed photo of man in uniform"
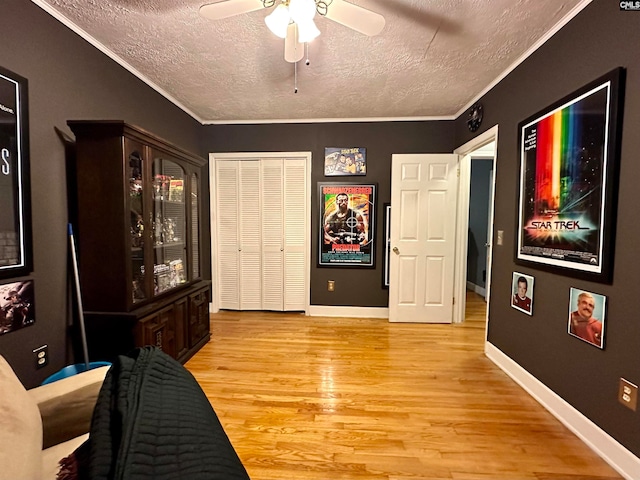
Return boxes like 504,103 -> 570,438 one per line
511,272 -> 534,315
568,287 -> 606,349
319,183 -> 376,267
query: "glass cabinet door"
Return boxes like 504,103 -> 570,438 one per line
128,145 -> 147,304
152,153 -> 188,296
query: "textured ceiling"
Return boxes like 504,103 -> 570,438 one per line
33,0 -> 587,123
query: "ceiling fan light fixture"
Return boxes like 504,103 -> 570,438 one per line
289,0 -> 316,23
265,4 -> 290,39
297,19 -> 320,43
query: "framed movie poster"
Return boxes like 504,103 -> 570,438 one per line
511,271 -> 534,315
516,68 -> 624,282
0,279 -> 35,335
568,287 -> 605,349
0,66 -> 32,279
383,203 -> 391,287
324,147 -> 366,176
319,183 -> 376,267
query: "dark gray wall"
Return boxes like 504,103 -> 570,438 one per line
202,121 -> 455,306
0,0 -> 203,387
467,159 -> 492,288
454,0 -> 640,457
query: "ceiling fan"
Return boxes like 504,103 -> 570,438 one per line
199,0 -> 385,63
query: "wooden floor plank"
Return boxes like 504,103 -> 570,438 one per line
185,292 -> 622,480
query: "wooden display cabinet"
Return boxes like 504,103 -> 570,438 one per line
68,121 -> 210,363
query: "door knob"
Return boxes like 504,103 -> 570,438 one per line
392,247 -> 400,255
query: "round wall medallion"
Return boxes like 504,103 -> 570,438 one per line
467,103 -> 483,132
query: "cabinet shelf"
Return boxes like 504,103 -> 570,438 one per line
154,241 -> 185,249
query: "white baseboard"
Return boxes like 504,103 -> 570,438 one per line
466,281 -> 486,297
209,304 -> 388,319
485,342 -> 640,480
308,305 -> 389,319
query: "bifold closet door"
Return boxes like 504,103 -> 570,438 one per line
216,161 -> 240,310
238,161 -> 262,310
216,160 -> 261,310
261,159 -> 284,311
216,157 -> 306,311
283,158 -> 306,310
260,157 -> 306,311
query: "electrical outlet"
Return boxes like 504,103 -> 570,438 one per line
33,344 -> 48,369
618,378 -> 638,411
327,280 -> 335,292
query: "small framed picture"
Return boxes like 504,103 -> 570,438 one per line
511,272 -> 534,315
0,279 -> 35,335
568,287 -> 606,349
324,147 -> 366,176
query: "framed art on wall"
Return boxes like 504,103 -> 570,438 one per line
511,271 -> 534,315
319,183 -> 376,267
0,65 -> 32,279
0,279 -> 35,335
516,68 -> 625,283
324,147 -> 366,176
568,287 -> 605,349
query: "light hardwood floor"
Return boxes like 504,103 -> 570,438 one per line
185,292 -> 622,480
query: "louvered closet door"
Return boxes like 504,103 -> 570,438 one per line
283,158 -> 306,310
261,159 -> 284,311
239,161 -> 262,310
215,161 -> 240,309
215,156 -> 307,312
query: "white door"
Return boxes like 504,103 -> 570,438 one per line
216,160 -> 262,310
485,169 -> 494,301
282,158 -> 307,310
261,158 -> 284,310
238,161 -> 262,309
216,161 -> 240,310
213,154 -> 309,312
389,154 -> 459,323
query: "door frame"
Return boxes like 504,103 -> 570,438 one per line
208,152 -> 312,314
452,125 -> 499,330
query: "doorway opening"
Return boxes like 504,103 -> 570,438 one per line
453,125 -> 498,334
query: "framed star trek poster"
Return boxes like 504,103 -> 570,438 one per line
0,66 -> 32,279
516,68 -> 625,283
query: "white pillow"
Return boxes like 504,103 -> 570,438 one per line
0,355 -> 43,480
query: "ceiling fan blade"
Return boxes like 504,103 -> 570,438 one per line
324,0 -> 385,36
284,23 -> 304,63
199,0 -> 264,20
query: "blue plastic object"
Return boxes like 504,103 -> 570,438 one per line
41,361 -> 111,385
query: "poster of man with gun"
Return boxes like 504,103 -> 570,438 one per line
319,183 -> 375,267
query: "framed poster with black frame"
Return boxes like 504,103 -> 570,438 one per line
515,67 -> 625,283
0,65 -> 32,279
319,183 -> 376,267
